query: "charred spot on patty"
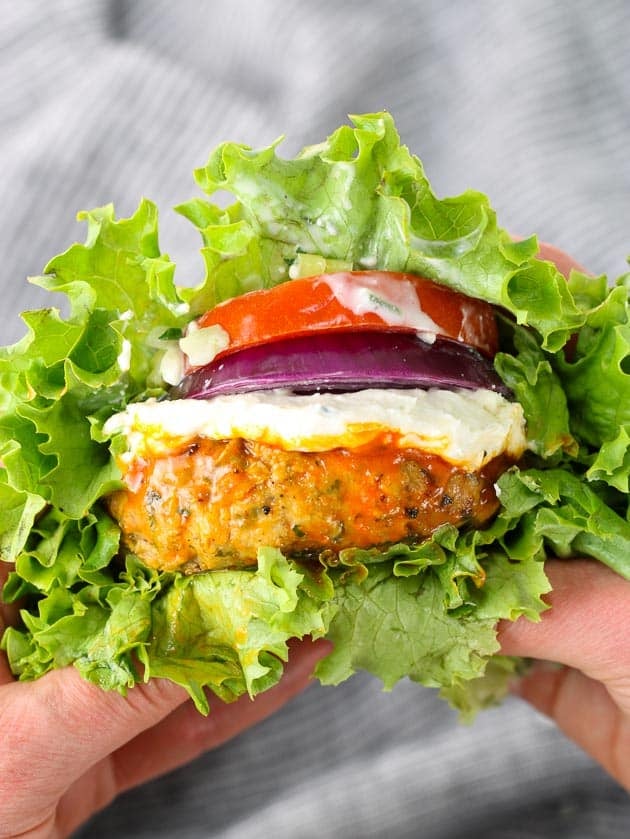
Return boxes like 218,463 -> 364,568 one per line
105,437 -> 513,573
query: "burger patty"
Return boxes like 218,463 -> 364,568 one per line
106,437 -> 510,573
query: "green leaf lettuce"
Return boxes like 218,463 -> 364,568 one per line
1,112 -> 629,719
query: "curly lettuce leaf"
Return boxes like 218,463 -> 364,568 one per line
2,111 -> 630,722
146,548 -> 332,710
0,201 -> 192,548
182,112 -> 584,350
316,548 -> 550,718
556,280 -> 630,450
3,548 -> 333,714
495,467 -> 630,580
0,479 -> 47,564
494,324 -> 577,459
39,200 -> 189,389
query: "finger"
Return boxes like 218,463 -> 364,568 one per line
498,559 -> 630,692
512,662 -> 630,791
109,637 -> 332,794
51,638 -> 331,837
0,667 -> 190,835
499,559 -> 630,790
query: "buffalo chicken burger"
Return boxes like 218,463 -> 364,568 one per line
104,271 -> 526,571
2,112 -> 629,718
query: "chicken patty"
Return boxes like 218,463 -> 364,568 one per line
106,437 -> 509,573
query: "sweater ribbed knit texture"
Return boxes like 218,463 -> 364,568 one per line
1,2 -> 629,836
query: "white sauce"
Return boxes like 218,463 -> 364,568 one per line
117,339 -> 132,372
319,272 -> 442,337
179,324 -> 230,367
457,300 -> 486,344
159,345 -> 185,386
105,387 -> 526,471
157,324 -> 230,386
358,254 -> 378,268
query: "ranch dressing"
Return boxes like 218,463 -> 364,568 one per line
104,386 -> 527,471
319,272 -> 441,339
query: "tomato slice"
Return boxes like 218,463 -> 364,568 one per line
194,271 -> 498,362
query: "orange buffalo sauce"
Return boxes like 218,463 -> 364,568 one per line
106,435 -> 510,574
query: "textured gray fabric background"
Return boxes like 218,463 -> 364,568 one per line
1,1 -> 629,836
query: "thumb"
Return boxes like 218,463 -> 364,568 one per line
497,559 -> 630,790
498,558 -> 630,690
1,667 -> 190,828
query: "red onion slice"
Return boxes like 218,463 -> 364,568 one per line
170,331 -> 510,400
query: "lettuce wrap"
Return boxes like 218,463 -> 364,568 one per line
1,112 -> 629,719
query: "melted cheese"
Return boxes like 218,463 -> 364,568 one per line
105,387 -> 526,471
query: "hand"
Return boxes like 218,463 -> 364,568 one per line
0,559 -> 329,838
498,558 -> 630,791
498,241 -> 630,791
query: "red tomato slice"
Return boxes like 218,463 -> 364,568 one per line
194,271 -> 498,362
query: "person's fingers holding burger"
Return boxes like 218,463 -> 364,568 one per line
498,559 -> 630,791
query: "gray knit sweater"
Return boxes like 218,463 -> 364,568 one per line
1,2 -> 629,836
